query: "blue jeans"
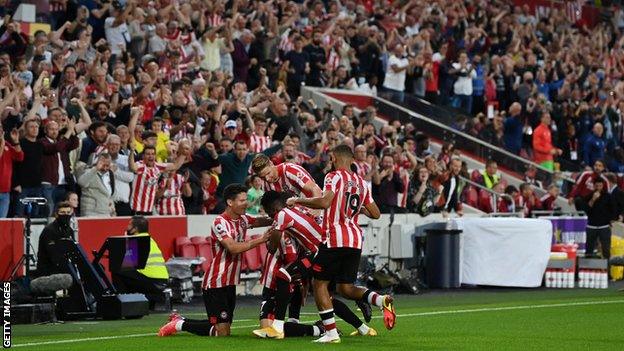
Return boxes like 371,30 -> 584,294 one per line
381,86 -> 405,104
452,94 -> 473,115
15,186 -> 45,218
42,184 -> 67,217
0,193 -> 9,218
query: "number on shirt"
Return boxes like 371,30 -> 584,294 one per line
343,191 -> 361,218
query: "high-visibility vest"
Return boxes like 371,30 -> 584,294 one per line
136,233 -> 169,280
480,170 -> 500,189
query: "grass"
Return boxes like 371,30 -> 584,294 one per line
10,287 -> 624,350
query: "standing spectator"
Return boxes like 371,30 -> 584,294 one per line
449,51 -> 476,115
231,29 -> 255,84
304,30 -> 327,87
568,159 -> 609,210
107,134 -> 134,216
583,123 -> 606,168
606,173 -> 624,222
0,126 -> 23,217
77,153 -> 116,217
105,1 -> 132,56
471,55 -> 486,115
246,174 -> 264,215
437,158 -> 464,217
372,154 -> 405,213
79,121 -> 109,163
407,165 -> 441,216
503,102 -> 523,155
582,178 -> 614,259
14,119 -> 44,217
249,114 -> 272,153
532,112 -> 561,171
40,119 -> 79,217
284,36 -> 310,98
128,145 -> 187,216
155,170 -> 191,216
382,44 -> 410,101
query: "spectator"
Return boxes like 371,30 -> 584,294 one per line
503,102 -> 523,155
407,165 -> 441,216
155,170 -> 191,216
568,159 -> 609,210
14,119 -> 45,217
524,165 -> 544,189
231,29 -> 255,84
540,185 -> 561,212
80,121 -> 109,163
40,119 -> 80,217
583,123 -> 606,167
449,51 -> 477,114
474,159 -> 500,190
516,183 -> 542,217
106,134 -> 134,216
582,178 -> 614,259
283,36 -> 310,98
437,158 -> 464,217
372,154 -> 405,213
382,44 -> 410,101
605,173 -> 624,222
246,174 -> 264,215
77,153 -> 116,217
0,126 -> 23,218
532,112 -> 561,171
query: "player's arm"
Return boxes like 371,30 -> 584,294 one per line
219,232 -> 270,255
249,216 -> 275,228
303,180 -> 322,198
289,190 -> 335,209
362,201 -> 381,219
267,228 -> 282,254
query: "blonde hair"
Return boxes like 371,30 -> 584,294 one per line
252,154 -> 272,174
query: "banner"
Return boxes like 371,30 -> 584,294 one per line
543,216 -> 588,256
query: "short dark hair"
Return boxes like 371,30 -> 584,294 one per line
130,216 -> 149,233
486,159 -> 497,167
89,121 -> 107,134
260,190 -> 288,216
223,183 -> 248,202
143,145 -> 156,153
332,144 -> 354,159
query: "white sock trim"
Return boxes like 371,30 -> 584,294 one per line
272,319 -> 284,333
358,324 -> 370,335
175,320 -> 184,331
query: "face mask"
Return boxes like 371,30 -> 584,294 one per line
126,229 -> 135,236
57,214 -> 72,227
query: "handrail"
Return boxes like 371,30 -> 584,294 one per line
374,91 -> 577,184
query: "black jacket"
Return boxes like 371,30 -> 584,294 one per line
583,191 -> 615,227
35,220 -> 75,277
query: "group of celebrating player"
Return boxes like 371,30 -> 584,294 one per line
157,144 -> 396,343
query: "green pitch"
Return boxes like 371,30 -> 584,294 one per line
11,287 -> 624,350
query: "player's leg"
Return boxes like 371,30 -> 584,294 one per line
288,284 -> 303,322
258,287 -> 276,328
158,288 -> 219,337
331,297 -> 376,336
311,245 -> 341,343
335,248 -> 396,330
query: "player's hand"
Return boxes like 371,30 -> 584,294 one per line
286,197 -> 298,207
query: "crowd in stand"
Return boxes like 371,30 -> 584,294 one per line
2,0 -> 624,221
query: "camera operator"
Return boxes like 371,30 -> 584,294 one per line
35,201 -> 75,277
449,51 -> 476,114
112,216 -> 169,309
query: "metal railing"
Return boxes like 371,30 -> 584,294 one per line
375,91 -> 578,189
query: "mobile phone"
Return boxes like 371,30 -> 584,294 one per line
43,77 -> 50,89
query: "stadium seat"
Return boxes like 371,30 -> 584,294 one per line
175,237 -> 197,257
258,242 -> 268,266
465,186 -> 479,208
243,236 -> 263,271
190,236 -> 208,245
196,240 -> 213,274
470,170 -> 481,183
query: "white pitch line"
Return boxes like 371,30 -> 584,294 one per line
12,299 -> 624,348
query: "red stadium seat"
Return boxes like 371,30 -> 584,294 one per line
197,240 -> 213,274
175,237 -> 197,257
190,236 -> 208,245
243,237 -> 263,271
258,242 -> 268,266
465,186 -> 479,208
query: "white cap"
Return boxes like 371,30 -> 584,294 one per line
225,120 -> 237,129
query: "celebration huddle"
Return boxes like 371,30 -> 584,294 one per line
157,146 -> 396,343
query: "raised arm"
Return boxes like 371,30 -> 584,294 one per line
288,190 -> 335,210
219,231 -> 270,255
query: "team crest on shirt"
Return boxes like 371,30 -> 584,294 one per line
215,223 -> 227,234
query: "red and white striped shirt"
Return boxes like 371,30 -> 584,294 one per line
354,161 -> 371,180
131,162 -> 166,213
274,207 -> 323,253
396,167 -> 410,208
322,170 -> 373,249
155,173 -> 186,215
265,163 -> 314,197
206,13 -> 224,28
203,213 -> 256,289
250,133 -> 271,153
260,234 -> 298,290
